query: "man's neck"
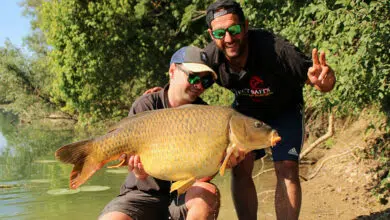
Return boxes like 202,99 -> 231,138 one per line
167,88 -> 190,108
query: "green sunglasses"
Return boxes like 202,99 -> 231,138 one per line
177,65 -> 215,89
212,24 -> 242,39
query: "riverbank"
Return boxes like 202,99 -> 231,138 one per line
256,108 -> 389,219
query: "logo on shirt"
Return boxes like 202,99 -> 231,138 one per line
231,75 -> 273,102
248,76 -> 272,102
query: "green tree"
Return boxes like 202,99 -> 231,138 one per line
243,0 -> 390,115
3,0 -> 389,123
0,42 -> 54,121
37,0 -> 215,124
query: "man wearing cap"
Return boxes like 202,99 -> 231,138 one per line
99,46 -> 220,220
204,0 -> 336,219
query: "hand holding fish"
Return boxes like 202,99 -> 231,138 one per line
143,87 -> 163,95
127,155 -> 149,179
307,48 -> 336,92
225,148 -> 246,168
118,154 -> 149,179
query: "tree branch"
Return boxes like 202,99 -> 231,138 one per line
307,145 -> 361,180
300,113 -> 334,160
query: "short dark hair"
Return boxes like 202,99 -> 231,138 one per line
206,0 -> 246,28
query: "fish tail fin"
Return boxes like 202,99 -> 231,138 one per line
55,139 -> 103,189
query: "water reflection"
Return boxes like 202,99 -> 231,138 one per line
0,133 -> 6,153
0,111 -> 277,220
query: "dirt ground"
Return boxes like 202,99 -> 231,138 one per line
256,111 -> 390,220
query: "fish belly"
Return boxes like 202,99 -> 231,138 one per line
140,136 -> 229,181
115,105 -> 234,181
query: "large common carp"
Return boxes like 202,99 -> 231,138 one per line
55,104 -> 281,194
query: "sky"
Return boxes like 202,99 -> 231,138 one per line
0,0 -> 31,48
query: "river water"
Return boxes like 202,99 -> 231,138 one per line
0,111 -> 277,220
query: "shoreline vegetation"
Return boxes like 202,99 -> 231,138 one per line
0,0 -> 389,218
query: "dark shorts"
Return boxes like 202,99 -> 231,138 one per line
254,107 -> 304,162
100,188 -> 187,220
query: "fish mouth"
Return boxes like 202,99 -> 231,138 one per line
270,130 -> 281,146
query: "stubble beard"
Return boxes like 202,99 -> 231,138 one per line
186,88 -> 201,102
222,37 -> 247,62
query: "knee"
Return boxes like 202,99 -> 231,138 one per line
185,182 -> 220,217
274,160 -> 299,180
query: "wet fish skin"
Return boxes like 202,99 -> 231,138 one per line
55,104 -> 281,193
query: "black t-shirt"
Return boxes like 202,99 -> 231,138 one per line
204,29 -> 312,121
122,84 -> 207,194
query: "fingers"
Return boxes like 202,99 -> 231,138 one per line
237,150 -> 246,163
128,155 -> 148,179
227,149 -> 247,168
309,49 -> 329,81
227,155 -> 237,169
312,49 -> 327,67
319,51 -> 327,66
312,48 -> 319,65
133,155 -> 144,172
318,65 -> 329,81
307,66 -> 316,77
143,87 -> 163,95
128,155 -> 142,171
128,155 -> 135,171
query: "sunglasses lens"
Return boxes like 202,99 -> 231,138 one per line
188,74 -> 201,85
188,74 -> 214,89
212,29 -> 226,39
228,24 -> 241,35
201,75 -> 215,89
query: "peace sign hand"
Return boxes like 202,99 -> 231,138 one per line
307,48 -> 336,92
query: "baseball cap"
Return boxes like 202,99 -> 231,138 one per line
206,0 -> 245,28
170,46 -> 217,80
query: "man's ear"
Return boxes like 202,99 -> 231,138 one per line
208,28 -> 215,40
244,20 -> 249,33
168,63 -> 175,79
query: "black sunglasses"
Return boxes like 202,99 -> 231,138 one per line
177,65 -> 215,89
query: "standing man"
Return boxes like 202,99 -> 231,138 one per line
204,0 -> 336,219
99,46 -> 220,220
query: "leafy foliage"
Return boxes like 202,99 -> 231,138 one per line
1,0 -> 389,123
243,0 -> 389,116
36,0 -> 215,124
0,42 -> 54,121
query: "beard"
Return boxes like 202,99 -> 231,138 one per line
222,35 -> 247,60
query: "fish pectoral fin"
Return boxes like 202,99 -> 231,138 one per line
170,177 -> 196,195
107,159 -> 126,168
219,144 -> 237,176
107,154 -> 127,168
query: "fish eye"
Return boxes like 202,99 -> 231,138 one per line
254,121 -> 263,128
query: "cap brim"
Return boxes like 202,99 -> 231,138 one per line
182,63 -> 217,80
